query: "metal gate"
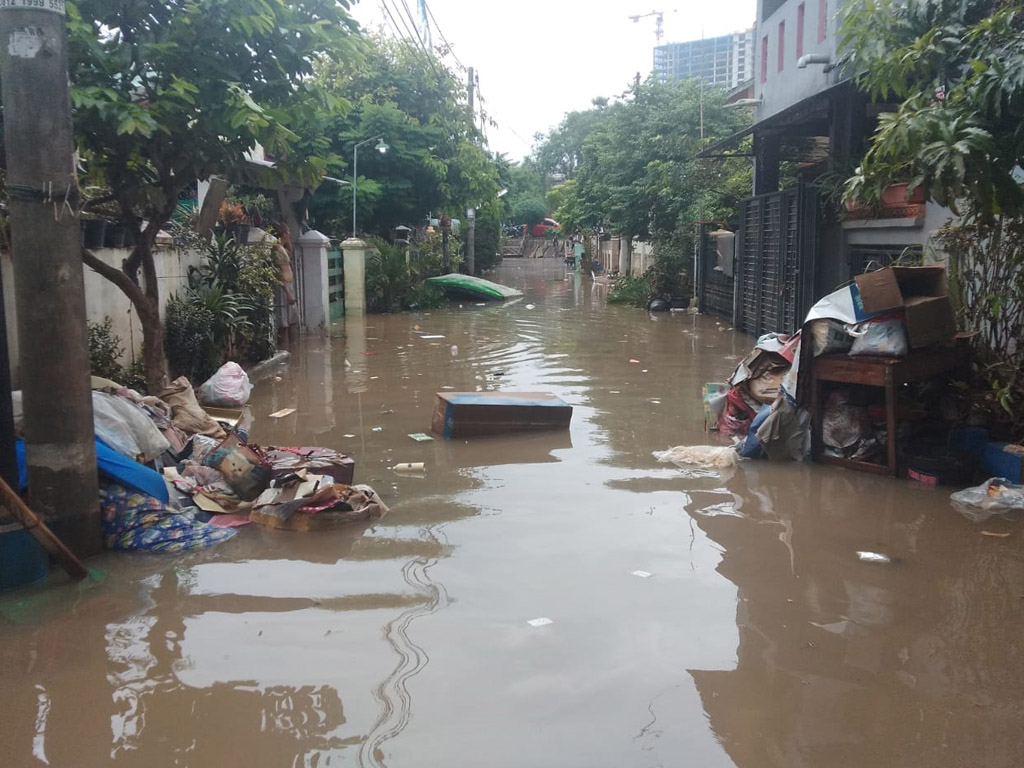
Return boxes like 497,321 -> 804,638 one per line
698,225 -> 735,322
327,246 -> 344,321
735,185 -> 817,336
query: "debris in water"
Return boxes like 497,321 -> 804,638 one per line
268,408 -> 296,418
856,551 -> 893,564
343,434 -> 356,438
408,433 -> 434,442
629,359 -> 640,364
421,334 -> 445,339
631,570 -> 653,579
371,427 -> 383,433
393,462 -> 425,474
527,617 -> 553,627
981,530 -> 1011,538
451,345 -> 459,356
525,304 -> 536,310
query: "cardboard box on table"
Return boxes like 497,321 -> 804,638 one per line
854,266 -> 956,348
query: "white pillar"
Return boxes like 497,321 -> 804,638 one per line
619,238 -> 632,276
341,237 -> 369,317
298,229 -> 330,333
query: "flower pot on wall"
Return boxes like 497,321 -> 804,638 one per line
880,183 -> 925,207
82,218 -> 107,248
104,223 -> 128,249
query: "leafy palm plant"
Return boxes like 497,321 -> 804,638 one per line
366,238 -> 412,312
186,282 -> 253,359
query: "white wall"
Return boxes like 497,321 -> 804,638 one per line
755,0 -> 849,121
2,245 -> 202,387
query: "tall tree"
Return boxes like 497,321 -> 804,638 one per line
68,0 -> 361,391
309,35 -> 498,240
840,0 -> 1024,221
541,78 -> 746,240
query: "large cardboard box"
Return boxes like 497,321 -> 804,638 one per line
431,392 -> 573,438
854,266 -> 956,348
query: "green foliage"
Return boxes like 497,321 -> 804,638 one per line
649,229 -> 693,299
87,317 -> 125,382
366,239 -> 413,313
513,199 -> 548,227
937,220 -> 1024,439
87,318 -> 149,392
236,244 -> 279,363
174,237 -> 279,371
405,281 -> 447,310
607,275 -> 654,308
164,294 -> 220,384
474,197 -> 503,273
839,0 -> 1024,221
536,77 -> 748,240
69,0 -> 359,232
308,34 -> 498,239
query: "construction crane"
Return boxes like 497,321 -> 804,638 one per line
629,9 -> 678,43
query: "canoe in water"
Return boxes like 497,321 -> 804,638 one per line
425,273 -> 523,300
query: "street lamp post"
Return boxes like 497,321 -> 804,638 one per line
351,135 -> 388,236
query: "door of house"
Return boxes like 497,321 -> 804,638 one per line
735,185 -> 817,336
327,246 -> 345,321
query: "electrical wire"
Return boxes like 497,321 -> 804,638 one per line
378,0 -> 408,41
422,0 -> 465,71
382,0 -> 442,80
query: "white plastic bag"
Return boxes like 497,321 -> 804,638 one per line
950,478 -> 1024,522
848,318 -> 909,357
92,391 -> 171,462
197,362 -> 252,407
654,445 -> 739,469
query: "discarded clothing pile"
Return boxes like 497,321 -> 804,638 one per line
14,366 -> 385,553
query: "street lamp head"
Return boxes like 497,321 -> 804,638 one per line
375,138 -> 389,154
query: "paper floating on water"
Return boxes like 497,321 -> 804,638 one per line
408,433 -> 434,442
371,427 -> 383,433
343,434 -> 356,438
527,617 -> 553,627
525,304 -> 536,310
629,359 -> 640,364
420,334 -> 445,339
268,408 -> 296,418
631,570 -> 653,579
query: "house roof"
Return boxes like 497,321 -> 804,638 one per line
694,81 -> 846,159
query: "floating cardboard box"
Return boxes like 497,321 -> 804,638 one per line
431,392 -> 573,438
854,266 -> 956,348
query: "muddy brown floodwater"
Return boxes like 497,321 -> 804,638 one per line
3,259 -> 1024,767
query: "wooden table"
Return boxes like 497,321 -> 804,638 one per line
810,347 -> 967,477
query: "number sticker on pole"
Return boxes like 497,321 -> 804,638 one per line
0,0 -> 65,14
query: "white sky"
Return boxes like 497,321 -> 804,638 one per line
351,0 -> 757,160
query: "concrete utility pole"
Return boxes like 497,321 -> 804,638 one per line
465,68 -> 476,274
465,207 -> 476,276
0,1 -> 101,557
467,66 -> 475,132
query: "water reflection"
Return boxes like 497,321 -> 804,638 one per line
3,259 -> 1024,767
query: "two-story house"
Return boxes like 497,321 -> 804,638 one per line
697,0 -> 951,336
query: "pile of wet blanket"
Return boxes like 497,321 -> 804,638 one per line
13,375 -> 386,553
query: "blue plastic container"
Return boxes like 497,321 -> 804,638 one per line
0,522 -> 49,589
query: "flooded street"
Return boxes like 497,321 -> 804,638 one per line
3,258 -> 1024,767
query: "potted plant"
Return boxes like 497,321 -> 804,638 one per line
218,200 -> 246,242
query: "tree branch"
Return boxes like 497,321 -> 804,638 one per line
81,247 -> 148,309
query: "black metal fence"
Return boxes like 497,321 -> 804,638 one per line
735,185 -> 818,336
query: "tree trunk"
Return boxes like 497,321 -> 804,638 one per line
138,296 -> 165,394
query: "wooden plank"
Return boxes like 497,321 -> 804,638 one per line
819,455 -> 892,475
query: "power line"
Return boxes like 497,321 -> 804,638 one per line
382,0 -> 442,80
378,0 -> 408,42
422,0 -> 466,71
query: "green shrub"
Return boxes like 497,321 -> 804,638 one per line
513,198 -> 548,227
405,281 -> 447,310
607,274 -> 654,308
164,293 -> 220,383
87,317 -> 149,393
236,243 -> 278,362
87,317 -> 125,381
